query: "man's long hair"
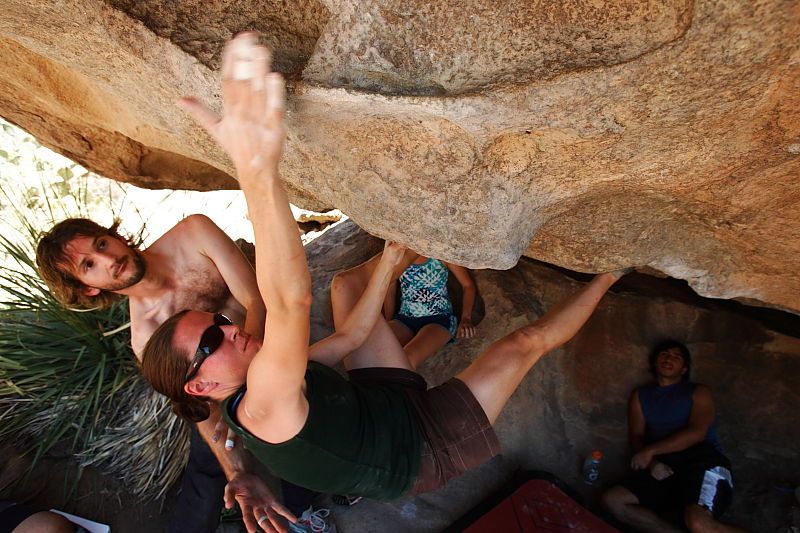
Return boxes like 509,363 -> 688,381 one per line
36,218 -> 139,308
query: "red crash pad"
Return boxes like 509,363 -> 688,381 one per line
462,479 -> 618,533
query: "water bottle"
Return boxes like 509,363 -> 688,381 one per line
582,450 -> 603,486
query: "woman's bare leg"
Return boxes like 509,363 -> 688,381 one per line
388,320 -> 414,346
330,250 -> 418,370
390,318 -> 454,369
457,271 -> 622,424
404,324 -> 452,370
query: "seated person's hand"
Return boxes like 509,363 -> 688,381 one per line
457,319 -> 476,339
649,460 -> 674,480
225,472 -> 296,533
630,448 -> 654,470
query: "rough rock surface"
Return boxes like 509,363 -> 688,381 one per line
1,1 -> 799,313
308,222 -> 800,533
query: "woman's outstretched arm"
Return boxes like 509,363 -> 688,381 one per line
178,32 -> 307,533
310,242 -> 406,366
180,33 -> 309,429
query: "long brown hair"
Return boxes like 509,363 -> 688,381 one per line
36,218 -> 139,309
140,310 -> 211,422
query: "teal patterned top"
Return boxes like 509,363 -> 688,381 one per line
398,258 -> 453,317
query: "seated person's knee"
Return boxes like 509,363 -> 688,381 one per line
601,485 -> 631,515
331,270 -> 357,298
600,488 -> 617,511
15,511 -> 76,533
684,505 -> 712,532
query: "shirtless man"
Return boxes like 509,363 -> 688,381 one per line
36,215 -> 296,533
36,214 -> 263,356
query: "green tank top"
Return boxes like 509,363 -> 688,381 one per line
221,361 -> 422,500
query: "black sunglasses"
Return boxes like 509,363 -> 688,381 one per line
184,314 -> 233,383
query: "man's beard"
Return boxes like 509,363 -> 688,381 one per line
106,250 -> 146,291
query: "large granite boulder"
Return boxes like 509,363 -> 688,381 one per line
1,1 -> 799,313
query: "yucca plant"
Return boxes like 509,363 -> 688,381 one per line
0,226 -> 189,500
0,137 -> 189,500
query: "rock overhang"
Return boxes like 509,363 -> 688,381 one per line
1,0 -> 798,313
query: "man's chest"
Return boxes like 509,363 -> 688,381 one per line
170,267 -> 231,313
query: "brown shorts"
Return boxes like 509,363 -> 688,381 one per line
348,367 -> 501,495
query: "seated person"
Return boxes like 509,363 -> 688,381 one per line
385,255 -> 477,369
602,341 -> 744,533
140,32 -> 629,532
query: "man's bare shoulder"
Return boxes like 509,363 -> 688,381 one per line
147,214 -> 218,253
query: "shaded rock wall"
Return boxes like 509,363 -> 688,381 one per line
309,222 -> 800,532
1,1 -> 799,313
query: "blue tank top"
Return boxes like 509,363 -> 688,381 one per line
398,258 -> 453,317
638,381 -> 721,452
